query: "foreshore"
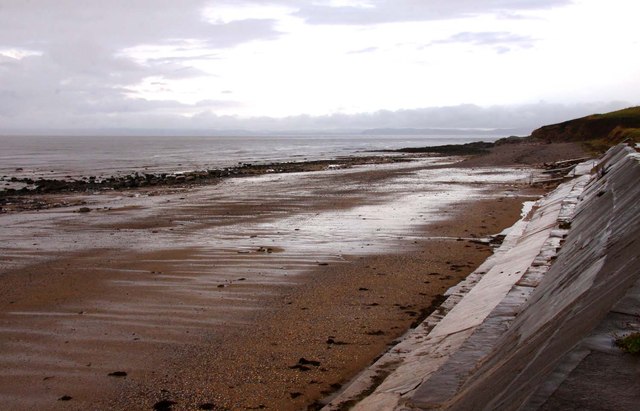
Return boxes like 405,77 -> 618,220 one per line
0,141 -> 588,410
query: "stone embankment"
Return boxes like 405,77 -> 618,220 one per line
325,143 -> 640,410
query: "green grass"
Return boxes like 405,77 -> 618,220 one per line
587,106 -> 640,121
620,128 -> 640,140
581,126 -> 640,155
615,332 -> 640,355
582,138 -> 613,155
607,126 -> 640,141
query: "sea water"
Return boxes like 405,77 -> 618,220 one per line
0,134 -> 499,180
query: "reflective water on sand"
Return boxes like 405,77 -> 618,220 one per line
0,159 -> 535,408
1,159 -> 534,301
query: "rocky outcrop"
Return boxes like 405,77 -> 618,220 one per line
0,155 -> 410,211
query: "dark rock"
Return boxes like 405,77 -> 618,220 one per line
298,357 -> 321,367
290,392 -> 302,399
326,337 -> 349,345
392,141 -> 495,155
308,400 -> 324,410
107,371 -> 127,377
58,395 -> 72,401
78,207 -> 91,213
199,403 -> 215,410
559,221 -> 572,229
289,364 -> 311,371
153,399 -> 177,411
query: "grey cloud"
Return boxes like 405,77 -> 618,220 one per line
0,1 -> 281,50
202,19 -> 282,49
4,100 -> 632,135
146,54 -> 221,63
181,101 -> 633,134
0,51 -> 187,128
0,1 -> 632,134
159,67 -> 210,80
195,99 -> 244,108
292,0 -> 573,25
0,1 -> 283,130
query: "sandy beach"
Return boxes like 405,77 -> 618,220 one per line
3,0 -> 637,408
0,141 -> 587,410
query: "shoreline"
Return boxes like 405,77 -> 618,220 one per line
0,139 -> 585,214
0,142 -> 589,410
1,154 -> 413,206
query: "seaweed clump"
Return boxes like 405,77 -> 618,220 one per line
615,332 -> 640,355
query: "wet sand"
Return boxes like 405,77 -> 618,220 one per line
108,196 -> 528,411
0,142 -> 588,410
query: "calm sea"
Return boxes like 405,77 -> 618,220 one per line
0,134 -> 499,180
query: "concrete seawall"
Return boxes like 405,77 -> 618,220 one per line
325,144 -> 640,410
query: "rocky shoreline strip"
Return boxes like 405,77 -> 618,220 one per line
0,155 -> 416,212
1,155 -> 410,196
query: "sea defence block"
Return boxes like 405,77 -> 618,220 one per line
326,144 -> 640,410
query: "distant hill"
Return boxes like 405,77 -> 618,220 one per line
530,106 -> 640,144
362,127 -> 526,136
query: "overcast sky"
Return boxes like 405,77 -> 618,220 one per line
1,0 -> 638,133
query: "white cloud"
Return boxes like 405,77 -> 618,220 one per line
0,48 -> 43,60
202,3 -> 296,25
0,0 -> 638,132
293,0 -> 572,25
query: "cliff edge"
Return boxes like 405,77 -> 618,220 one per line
530,106 -> 640,146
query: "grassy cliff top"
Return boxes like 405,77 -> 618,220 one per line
529,106 -> 640,153
586,106 -> 640,120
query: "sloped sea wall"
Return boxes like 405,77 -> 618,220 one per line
325,144 -> 640,410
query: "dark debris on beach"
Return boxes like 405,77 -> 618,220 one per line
0,155 -> 411,212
